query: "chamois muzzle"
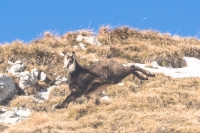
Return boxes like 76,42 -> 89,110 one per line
63,64 -> 70,71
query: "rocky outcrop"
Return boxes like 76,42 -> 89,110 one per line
8,61 -> 26,76
74,35 -> 101,51
76,35 -> 101,46
0,74 -> 16,104
40,72 -> 47,82
0,107 -> 31,124
19,71 -> 37,90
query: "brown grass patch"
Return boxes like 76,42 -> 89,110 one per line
1,27 -> 200,132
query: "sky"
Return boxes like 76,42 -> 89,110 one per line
0,1 -> 200,43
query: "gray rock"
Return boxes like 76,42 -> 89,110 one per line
0,107 -> 31,124
76,35 -> 101,46
0,74 -> 16,104
37,86 -> 57,101
40,72 -> 47,81
79,43 -> 86,50
14,107 -> 31,117
0,111 -> 17,119
55,75 -> 60,81
31,68 -> 39,80
19,71 -> 37,90
8,60 -> 26,76
62,76 -> 68,83
55,76 -> 61,86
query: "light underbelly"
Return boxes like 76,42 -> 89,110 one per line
86,84 -> 110,96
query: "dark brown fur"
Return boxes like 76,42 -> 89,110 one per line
55,54 -> 155,109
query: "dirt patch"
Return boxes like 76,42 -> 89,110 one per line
0,124 -> 8,132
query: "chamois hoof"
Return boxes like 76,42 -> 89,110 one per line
143,77 -> 148,80
149,73 -> 155,77
55,104 -> 64,109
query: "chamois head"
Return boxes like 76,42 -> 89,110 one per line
59,52 -> 76,73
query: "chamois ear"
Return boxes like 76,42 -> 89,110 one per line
59,51 -> 67,57
72,51 -> 76,59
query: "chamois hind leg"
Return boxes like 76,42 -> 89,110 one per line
55,91 -> 83,109
132,71 -> 148,80
84,82 -> 104,96
131,65 -> 155,77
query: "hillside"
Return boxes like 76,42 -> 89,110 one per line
1,26 -> 200,132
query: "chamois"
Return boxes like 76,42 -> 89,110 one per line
55,52 -> 155,109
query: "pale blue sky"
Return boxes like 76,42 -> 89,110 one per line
0,1 -> 200,43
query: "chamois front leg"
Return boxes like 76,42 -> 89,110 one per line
55,90 -> 83,109
131,65 -> 155,77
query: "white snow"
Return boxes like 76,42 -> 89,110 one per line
130,56 -> 200,78
118,82 -> 125,86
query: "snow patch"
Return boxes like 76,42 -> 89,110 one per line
130,57 -> 200,78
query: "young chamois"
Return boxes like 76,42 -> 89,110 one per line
55,52 -> 155,109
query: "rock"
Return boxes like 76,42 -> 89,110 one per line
151,61 -> 159,69
37,86 -> 57,102
40,72 -> 47,82
100,91 -> 111,104
0,111 -> 17,119
14,107 -> 31,117
55,76 -> 61,86
62,76 -> 68,83
1,108 -> 7,113
73,45 -> 79,50
0,110 -> 19,124
31,68 -> 39,80
76,35 -> 101,46
0,74 -> 16,104
55,75 -> 60,81
100,96 -> 112,104
55,76 -> 68,85
19,71 -> 37,90
8,60 -> 26,76
55,81 -> 61,86
0,117 -> 20,124
101,91 -> 107,96
79,43 -> 86,50
0,107 -> 31,124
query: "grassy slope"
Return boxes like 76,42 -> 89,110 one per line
1,27 -> 200,133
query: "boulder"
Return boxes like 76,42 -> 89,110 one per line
31,68 -> 39,81
55,75 -> 61,86
100,91 -> 111,104
19,71 -> 37,90
8,60 -> 26,76
79,43 -> 86,50
55,76 -> 68,85
0,74 -> 16,104
0,107 -> 31,124
76,35 -> 101,46
73,45 -> 79,50
100,96 -> 112,104
37,86 -> 57,102
62,76 -> 68,83
40,72 -> 47,82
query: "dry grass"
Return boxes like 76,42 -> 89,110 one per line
1,27 -> 200,132
4,75 -> 200,133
